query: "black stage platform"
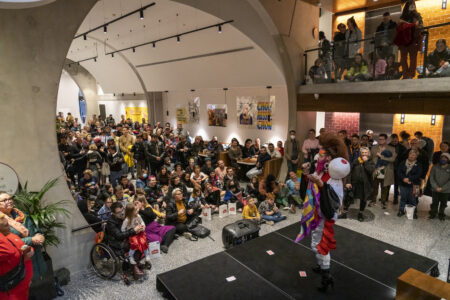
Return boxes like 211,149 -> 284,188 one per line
156,223 -> 438,300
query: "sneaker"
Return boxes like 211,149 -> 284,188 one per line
183,232 -> 192,239
161,245 -> 169,253
283,206 -> 290,210
357,213 -> 364,222
266,220 -> 275,226
129,255 -> 136,265
237,208 -> 242,212
397,211 -> 405,217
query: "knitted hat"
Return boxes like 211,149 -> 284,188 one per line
328,158 -> 351,180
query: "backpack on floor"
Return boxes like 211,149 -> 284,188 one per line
188,225 -> 210,238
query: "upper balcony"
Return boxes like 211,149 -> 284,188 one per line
299,2 -> 450,96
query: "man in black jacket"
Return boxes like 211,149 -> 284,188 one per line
246,146 -> 272,179
389,134 -> 407,204
146,134 -> 165,175
131,134 -> 147,176
105,202 -> 145,276
375,12 -> 397,59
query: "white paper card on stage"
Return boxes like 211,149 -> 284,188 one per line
228,202 -> 236,215
202,207 -> 212,221
299,271 -> 307,278
149,241 -> 161,259
384,250 -> 394,255
219,204 -> 228,218
226,276 -> 236,282
266,250 -> 274,255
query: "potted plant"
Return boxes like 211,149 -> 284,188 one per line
13,177 -> 71,300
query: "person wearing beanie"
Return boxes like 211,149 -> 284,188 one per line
428,153 -> 450,221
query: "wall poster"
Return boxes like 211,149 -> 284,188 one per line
125,106 -> 148,123
256,96 -> 275,130
188,96 -> 200,124
176,107 -> 188,124
236,96 -> 257,128
207,104 -> 227,127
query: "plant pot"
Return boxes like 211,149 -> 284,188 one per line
29,252 -> 57,300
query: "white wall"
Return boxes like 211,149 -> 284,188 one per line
319,8 -> 333,41
162,85 -> 289,145
316,111 -> 325,133
56,70 -> 81,120
98,98 -> 148,122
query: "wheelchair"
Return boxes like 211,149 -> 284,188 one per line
90,231 -> 147,285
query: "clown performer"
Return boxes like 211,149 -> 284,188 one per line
296,134 -> 350,292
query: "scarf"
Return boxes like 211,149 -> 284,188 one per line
405,160 -> 416,175
8,208 -> 29,237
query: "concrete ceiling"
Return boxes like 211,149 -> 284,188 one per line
0,0 -> 56,9
67,0 -> 285,93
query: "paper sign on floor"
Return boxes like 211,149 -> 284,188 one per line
384,250 -> 394,255
266,250 -> 275,255
299,271 -> 307,278
226,276 -> 236,282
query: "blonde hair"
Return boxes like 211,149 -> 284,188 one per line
89,144 -> 98,151
134,195 -> 148,206
124,203 -> 136,226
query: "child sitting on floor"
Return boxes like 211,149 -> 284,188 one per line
242,197 -> 260,223
121,203 -> 151,267
258,192 -> 287,226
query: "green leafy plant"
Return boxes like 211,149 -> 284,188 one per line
13,178 -> 71,249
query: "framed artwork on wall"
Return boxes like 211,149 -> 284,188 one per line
207,104 -> 227,127
236,96 -> 257,128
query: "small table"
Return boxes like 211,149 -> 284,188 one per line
237,158 -> 257,166
198,152 -> 213,158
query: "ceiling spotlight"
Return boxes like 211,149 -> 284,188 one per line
83,34 -> 87,40
104,25 -> 107,33
122,93 -> 124,96
132,47 -> 136,53
140,9 -> 144,20
152,42 -> 156,48
113,93 -> 116,96
68,64 -> 71,68
111,53 -> 114,58
94,57 -> 97,62
177,36 -> 180,43
218,25 -> 222,33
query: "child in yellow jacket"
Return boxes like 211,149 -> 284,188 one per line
242,198 -> 260,222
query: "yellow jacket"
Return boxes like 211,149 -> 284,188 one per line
242,204 -> 260,220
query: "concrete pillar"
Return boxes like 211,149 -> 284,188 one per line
0,0 -> 96,273
64,60 -> 100,121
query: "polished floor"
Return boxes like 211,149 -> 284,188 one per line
61,194 -> 449,300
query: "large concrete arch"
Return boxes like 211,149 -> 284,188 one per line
0,0 -> 97,272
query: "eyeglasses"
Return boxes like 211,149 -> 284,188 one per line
0,197 -> 13,204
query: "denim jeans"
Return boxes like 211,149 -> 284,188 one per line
110,171 -> 122,188
261,211 -> 286,223
399,185 -> 417,212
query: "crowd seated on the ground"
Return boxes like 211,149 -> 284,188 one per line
308,2 -> 450,84
56,113 -> 292,273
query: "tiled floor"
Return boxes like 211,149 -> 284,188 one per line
61,196 -> 449,300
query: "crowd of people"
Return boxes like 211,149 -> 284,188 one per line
301,128 -> 448,222
309,1 -> 450,84
56,112 -> 298,278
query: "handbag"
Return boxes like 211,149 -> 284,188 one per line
0,240 -> 26,293
320,183 -> 341,220
188,224 -> 211,238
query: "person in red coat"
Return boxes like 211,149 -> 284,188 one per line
0,212 -> 34,300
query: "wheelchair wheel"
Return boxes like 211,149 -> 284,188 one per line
90,243 -> 119,279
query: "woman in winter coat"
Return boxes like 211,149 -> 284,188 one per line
345,17 -> 362,62
397,150 -> 422,219
344,147 -> 376,221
